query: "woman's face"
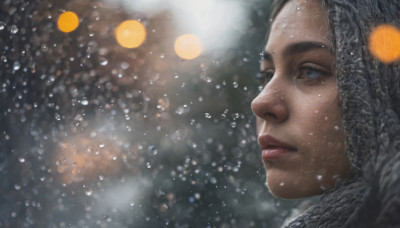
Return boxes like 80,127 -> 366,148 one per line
251,0 -> 350,199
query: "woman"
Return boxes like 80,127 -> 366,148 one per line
252,0 -> 400,227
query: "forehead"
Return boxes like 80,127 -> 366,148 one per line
266,0 -> 328,52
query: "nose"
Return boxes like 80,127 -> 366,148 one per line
251,84 -> 289,124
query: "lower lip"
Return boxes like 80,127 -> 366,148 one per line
262,148 -> 295,161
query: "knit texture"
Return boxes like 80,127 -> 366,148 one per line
286,0 -> 400,227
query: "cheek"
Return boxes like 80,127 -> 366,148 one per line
266,167 -> 327,199
279,88 -> 349,196
302,102 -> 349,187
300,87 -> 341,137
304,90 -> 345,154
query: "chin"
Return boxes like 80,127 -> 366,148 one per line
267,177 -> 325,199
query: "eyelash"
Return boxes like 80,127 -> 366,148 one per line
298,66 -> 328,80
257,65 -> 328,85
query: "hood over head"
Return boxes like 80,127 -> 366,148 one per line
285,0 -> 400,227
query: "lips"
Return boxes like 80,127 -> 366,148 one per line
258,135 -> 297,161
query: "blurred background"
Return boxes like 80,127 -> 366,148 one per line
0,0 -> 302,227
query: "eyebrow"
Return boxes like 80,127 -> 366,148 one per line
261,41 -> 330,63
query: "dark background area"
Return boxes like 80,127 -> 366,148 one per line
0,0 -> 302,227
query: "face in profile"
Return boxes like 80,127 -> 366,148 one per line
251,0 -> 350,199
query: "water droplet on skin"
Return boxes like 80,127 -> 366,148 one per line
112,156 -> 117,160
99,144 -> 105,148
146,162 -> 151,168
130,202 -> 135,207
334,125 -> 340,130
316,175 -> 323,181
14,184 -> 21,190
279,182 -> 285,187
332,174 -> 340,180
18,157 -> 25,163
98,175 -> 104,181
296,6 -> 301,11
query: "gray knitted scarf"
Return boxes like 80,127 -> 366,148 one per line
286,0 -> 400,227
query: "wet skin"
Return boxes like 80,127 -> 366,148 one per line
251,0 -> 350,199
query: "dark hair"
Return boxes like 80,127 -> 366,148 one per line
270,0 -> 289,21
263,0 -> 289,44
266,0 -> 333,51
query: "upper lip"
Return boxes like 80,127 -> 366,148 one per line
258,135 -> 297,151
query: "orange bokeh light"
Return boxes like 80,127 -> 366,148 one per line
57,11 -> 79,33
115,20 -> 146,48
368,24 -> 400,64
174,34 -> 202,60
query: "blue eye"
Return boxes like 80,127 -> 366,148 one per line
299,66 -> 326,80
